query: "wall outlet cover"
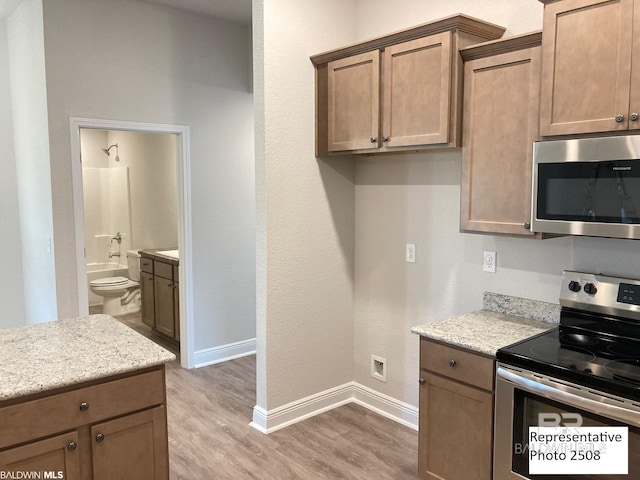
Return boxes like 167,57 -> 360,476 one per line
483,250 -> 496,273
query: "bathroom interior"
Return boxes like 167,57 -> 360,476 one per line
80,128 -> 180,353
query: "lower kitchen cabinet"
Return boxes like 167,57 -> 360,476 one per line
0,368 -> 169,480
0,431 -> 81,479
92,406 -> 168,480
418,338 -> 495,480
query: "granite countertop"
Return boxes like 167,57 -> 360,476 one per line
139,248 -> 179,265
0,315 -> 176,402
411,293 -> 559,357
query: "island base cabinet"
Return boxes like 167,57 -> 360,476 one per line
419,374 -> 493,480
0,431 -> 81,479
0,368 -> 169,480
92,406 -> 168,480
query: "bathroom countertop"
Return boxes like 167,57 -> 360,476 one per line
411,292 -> 559,357
139,248 -> 179,265
0,315 -> 176,402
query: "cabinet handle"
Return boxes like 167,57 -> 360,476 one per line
95,433 -> 105,443
631,113 -> 639,122
524,222 -> 530,230
67,441 -> 77,451
168,282 -> 173,287
418,378 -> 425,385
448,359 -> 457,367
615,114 -> 625,123
79,402 -> 89,412
370,137 -> 377,143
382,136 -> 389,143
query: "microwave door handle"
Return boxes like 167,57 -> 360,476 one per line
497,367 -> 640,426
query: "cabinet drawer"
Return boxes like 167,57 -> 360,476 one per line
154,261 -> 173,280
0,370 -> 165,450
140,257 -> 153,274
420,339 -> 494,391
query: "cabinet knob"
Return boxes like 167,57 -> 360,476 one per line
168,282 -> 173,287
448,359 -> 457,367
615,114 -> 625,123
79,402 -> 89,412
370,137 -> 377,143
96,433 -> 105,443
524,222 -> 530,230
418,378 -> 425,385
382,136 -> 389,143
631,113 -> 639,121
67,442 -> 77,451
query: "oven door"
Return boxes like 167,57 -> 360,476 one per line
532,135 -> 640,239
494,364 -> 640,480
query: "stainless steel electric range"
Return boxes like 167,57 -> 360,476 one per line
494,271 -> 640,480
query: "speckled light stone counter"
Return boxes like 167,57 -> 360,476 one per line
0,315 -> 176,401
411,293 -> 559,357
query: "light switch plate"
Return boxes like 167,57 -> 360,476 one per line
406,244 -> 416,263
483,250 -> 496,273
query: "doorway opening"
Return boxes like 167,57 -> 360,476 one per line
70,118 -> 194,368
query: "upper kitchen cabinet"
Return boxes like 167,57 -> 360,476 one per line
460,32 -> 542,236
539,0 -> 640,136
311,15 -> 506,156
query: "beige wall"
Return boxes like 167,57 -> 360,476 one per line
0,20 -> 26,328
352,0 -> 640,408
42,0 -> 255,352
7,0 -> 57,325
257,0 -> 640,419
255,0 -> 357,409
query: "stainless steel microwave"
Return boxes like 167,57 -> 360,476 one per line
532,135 -> 640,240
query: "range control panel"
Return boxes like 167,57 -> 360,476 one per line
560,271 -> 640,320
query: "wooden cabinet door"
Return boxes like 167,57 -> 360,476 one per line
419,373 -> 493,480
327,51 -> 380,151
140,271 -> 155,328
461,46 -> 540,235
154,277 -> 175,338
173,281 -> 180,342
539,0 -> 633,136
629,0 -> 640,129
92,406 -> 169,480
0,431 -> 81,479
382,33 -> 452,147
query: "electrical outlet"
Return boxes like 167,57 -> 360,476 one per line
406,244 -> 416,263
371,354 -> 387,382
483,250 -> 496,273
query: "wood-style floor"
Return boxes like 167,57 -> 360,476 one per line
104,308 -> 417,479
165,356 -> 419,480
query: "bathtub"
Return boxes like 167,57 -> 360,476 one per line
87,262 -> 128,307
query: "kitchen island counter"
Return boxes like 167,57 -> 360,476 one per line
0,314 -> 175,402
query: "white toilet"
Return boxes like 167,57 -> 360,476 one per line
90,250 -> 141,316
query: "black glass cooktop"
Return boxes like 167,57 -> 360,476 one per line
497,309 -> 640,402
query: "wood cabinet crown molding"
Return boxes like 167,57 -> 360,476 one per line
460,30 -> 542,61
310,13 -> 506,66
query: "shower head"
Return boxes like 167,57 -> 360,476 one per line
102,144 -> 120,161
102,144 -> 118,156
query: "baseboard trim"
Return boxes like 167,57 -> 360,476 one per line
352,382 -> 419,431
193,338 -> 256,368
251,383 -> 353,434
250,381 -> 418,434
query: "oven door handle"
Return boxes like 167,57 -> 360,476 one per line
497,366 -> 640,426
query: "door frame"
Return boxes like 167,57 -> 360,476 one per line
69,117 -> 194,368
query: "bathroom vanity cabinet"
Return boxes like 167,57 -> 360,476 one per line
140,250 -> 180,344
